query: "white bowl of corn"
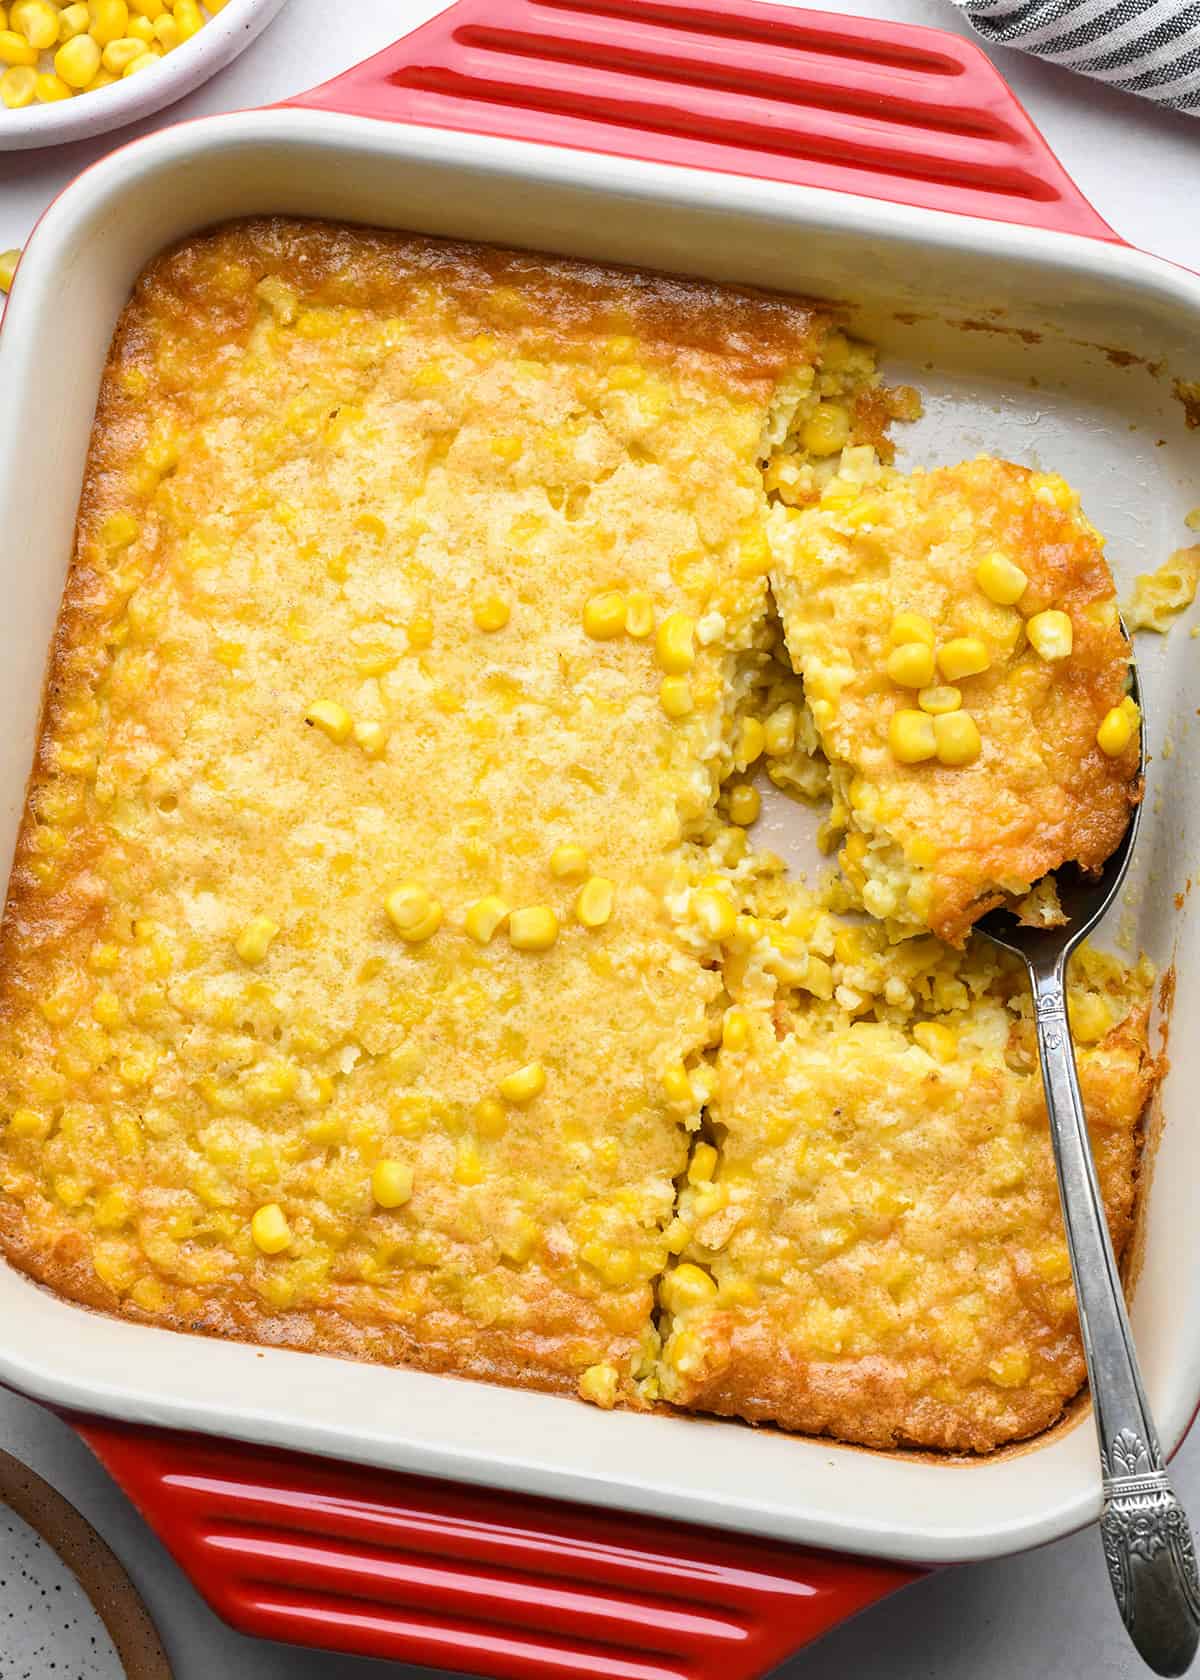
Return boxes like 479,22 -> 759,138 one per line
0,0 -> 288,148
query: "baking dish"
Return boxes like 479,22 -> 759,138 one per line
1,0 -> 1199,1672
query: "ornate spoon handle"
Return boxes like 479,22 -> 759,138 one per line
1031,959 -> 1200,1677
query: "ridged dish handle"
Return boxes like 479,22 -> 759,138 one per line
71,1418 -> 918,1680
287,0 -> 1118,241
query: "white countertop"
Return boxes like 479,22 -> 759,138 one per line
1,4 -> 1198,1678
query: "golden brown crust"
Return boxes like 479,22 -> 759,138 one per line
0,217 -> 835,1409
0,218 -> 1156,1459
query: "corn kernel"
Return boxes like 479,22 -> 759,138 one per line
737,525 -> 772,579
988,1349 -> 1031,1388
251,1203 -> 292,1255
11,0 -> 57,47
173,0 -> 201,36
578,1362 -> 619,1409
1026,609 -> 1074,661
474,1097 -> 507,1139
57,2 -> 88,35
352,719 -> 387,757
385,883 -> 443,943
368,1156 -> 413,1207
661,1262 -> 718,1315
101,34 -> 142,69
918,685 -> 961,715
508,906 -> 559,951
890,611 -> 935,647
937,637 -> 991,681
549,843 -> 589,880
0,60 -> 31,100
801,403 -> 850,457
976,551 -> 1028,606
235,914 -> 279,966
625,591 -> 654,638
722,1008 -> 750,1052
54,30 -> 100,83
662,1064 -> 694,1111
734,715 -> 765,770
727,783 -> 760,826
688,1141 -> 718,1184
655,612 -> 695,674
1069,991 -> 1112,1044
663,1216 -> 691,1254
126,1275 -> 166,1315
888,708 -> 937,764
472,594 -> 510,632
691,887 -> 737,942
0,248 -> 19,292
660,676 -> 694,719
1034,1244 -> 1072,1283
498,1062 -> 546,1105
454,1141 -> 484,1186
33,69 -> 70,97
582,590 -> 626,640
100,514 -> 138,553
9,1107 -> 51,1140
464,895 -> 510,944
150,11 -> 175,45
95,1187 -> 132,1229
0,25 -> 35,61
126,12 -> 152,38
1033,474 -> 1076,511
305,699 -> 352,743
1097,703 -> 1136,756
92,989 -> 122,1027
692,1186 -> 727,1218
886,641 -> 936,688
575,876 -> 615,929
913,1021 -> 958,1062
763,703 -> 796,757
89,0 -> 129,43
933,710 -> 981,766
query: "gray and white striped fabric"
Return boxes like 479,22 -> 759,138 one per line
952,0 -> 1200,114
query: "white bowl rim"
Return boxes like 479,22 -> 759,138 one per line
0,0 -> 289,152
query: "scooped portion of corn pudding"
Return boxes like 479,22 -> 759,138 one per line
768,456 -> 1142,946
0,218 -> 1154,1455
659,908 -> 1154,1452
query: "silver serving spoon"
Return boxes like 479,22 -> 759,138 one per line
978,658 -> 1200,1676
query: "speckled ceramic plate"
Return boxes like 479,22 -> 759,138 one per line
0,1449 -> 172,1679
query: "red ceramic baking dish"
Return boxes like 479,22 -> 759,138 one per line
2,2 -> 1199,1674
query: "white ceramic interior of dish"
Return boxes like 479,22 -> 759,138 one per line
0,0 -> 288,151
0,109 -> 1198,1567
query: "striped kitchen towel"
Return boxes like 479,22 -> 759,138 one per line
952,0 -> 1200,114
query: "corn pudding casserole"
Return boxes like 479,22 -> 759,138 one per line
0,218 -> 1155,1452
661,911 -> 1154,1451
769,457 -> 1142,945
